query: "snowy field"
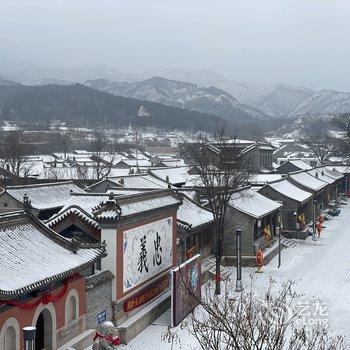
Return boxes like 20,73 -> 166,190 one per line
91,202 -> 350,349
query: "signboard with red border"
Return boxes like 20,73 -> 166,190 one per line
123,274 -> 169,312
171,254 -> 201,327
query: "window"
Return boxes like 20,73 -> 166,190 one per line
0,318 -> 20,350
3,203 -> 8,207
68,296 -> 77,323
65,289 -> 79,326
4,326 -> 16,350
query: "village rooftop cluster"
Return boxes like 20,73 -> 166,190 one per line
0,136 -> 349,349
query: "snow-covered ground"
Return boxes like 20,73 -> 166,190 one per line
89,201 -> 350,349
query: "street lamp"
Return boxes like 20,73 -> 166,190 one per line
276,203 -> 283,268
235,229 -> 243,292
23,326 -> 36,350
312,199 -> 317,241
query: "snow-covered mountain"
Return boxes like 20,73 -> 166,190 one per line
84,76 -> 269,122
1,64 -> 140,85
289,90 -> 350,117
271,115 -> 334,138
238,83 -> 316,118
144,68 -> 249,96
0,75 -> 20,86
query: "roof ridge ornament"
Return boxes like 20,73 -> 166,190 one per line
23,193 -> 32,213
92,193 -> 122,220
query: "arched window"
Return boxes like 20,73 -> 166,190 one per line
65,288 -> 79,326
4,326 -> 16,350
69,295 -> 77,323
0,318 -> 20,350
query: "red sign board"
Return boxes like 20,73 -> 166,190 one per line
124,274 -> 169,312
171,254 -> 201,327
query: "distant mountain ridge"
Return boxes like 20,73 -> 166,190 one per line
289,89 -> 350,117
0,76 -> 20,87
0,84 -> 245,132
239,84 -> 315,118
84,76 -> 269,121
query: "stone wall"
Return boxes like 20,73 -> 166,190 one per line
86,279 -> 113,330
222,206 -> 256,257
57,316 -> 86,347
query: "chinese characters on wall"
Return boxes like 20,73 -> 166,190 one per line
123,217 -> 173,292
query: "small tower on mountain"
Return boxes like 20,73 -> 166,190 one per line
137,105 -> 151,118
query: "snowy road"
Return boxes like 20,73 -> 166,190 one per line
98,202 -> 350,349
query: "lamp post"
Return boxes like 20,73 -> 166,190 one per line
23,326 -> 36,350
345,176 -> 348,200
277,226 -> 282,268
235,229 -> 243,292
276,204 -> 283,268
335,185 -> 338,210
312,199 -> 317,241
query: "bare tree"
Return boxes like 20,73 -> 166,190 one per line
331,113 -> 350,161
90,129 -> 116,181
0,130 -> 32,177
331,113 -> 350,139
302,134 -> 338,164
178,125 -> 251,295
166,278 -> 347,350
60,129 -> 73,159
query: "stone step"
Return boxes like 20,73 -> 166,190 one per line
58,329 -> 96,350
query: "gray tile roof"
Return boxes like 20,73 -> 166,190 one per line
6,181 -> 84,210
0,211 -> 104,299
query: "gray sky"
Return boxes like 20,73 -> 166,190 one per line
1,0 -> 350,90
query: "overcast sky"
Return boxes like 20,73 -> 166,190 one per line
1,0 -> 350,90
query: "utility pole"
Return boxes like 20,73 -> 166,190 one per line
312,199 -> 317,241
235,229 -> 243,292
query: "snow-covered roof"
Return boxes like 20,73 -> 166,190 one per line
121,159 -> 152,167
108,174 -> 169,189
288,160 -> 313,170
56,191 -> 181,221
249,173 -> 283,185
177,195 -> 213,230
319,167 -> 344,180
229,188 -> 281,219
278,160 -> 312,171
264,179 -> 313,203
149,167 -> 190,185
5,181 -> 85,210
47,205 -> 100,229
307,169 -> 336,184
0,212 -> 103,299
157,159 -> 186,167
326,166 -> 350,174
94,193 -> 180,220
38,166 -> 130,180
289,172 -> 328,192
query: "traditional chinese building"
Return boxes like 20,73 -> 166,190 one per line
0,181 -> 84,219
258,179 -> 313,233
92,190 -> 181,344
222,187 -> 282,265
0,210 -> 105,350
176,193 -> 214,264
